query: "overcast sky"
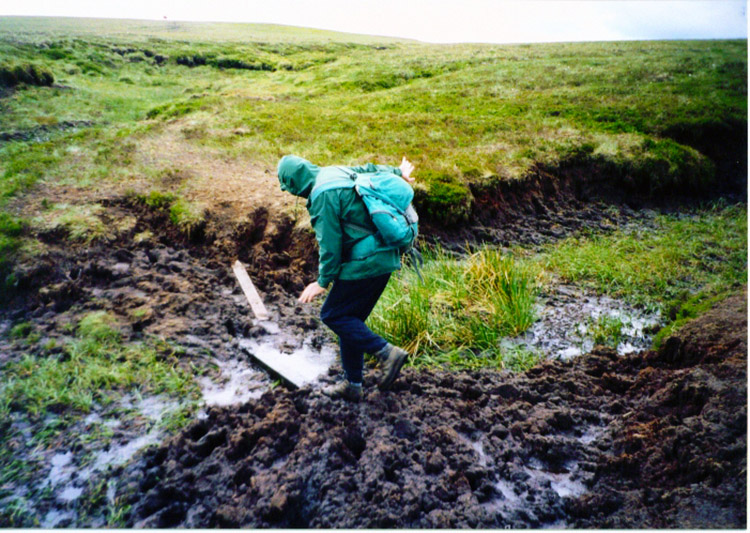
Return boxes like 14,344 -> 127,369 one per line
1,0 -> 746,44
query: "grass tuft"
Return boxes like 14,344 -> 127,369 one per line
76,310 -> 121,343
135,191 -> 205,238
38,203 -> 109,243
169,197 -> 206,239
139,190 -> 176,209
0,61 -> 54,88
586,315 -> 626,348
370,246 -> 538,370
8,321 -> 33,339
0,214 -> 26,302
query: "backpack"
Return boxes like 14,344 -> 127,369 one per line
309,167 -> 419,253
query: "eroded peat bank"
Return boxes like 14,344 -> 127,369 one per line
0,178 -> 746,528
0,22 -> 747,528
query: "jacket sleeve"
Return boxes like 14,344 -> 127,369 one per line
347,162 -> 402,176
309,190 -> 343,289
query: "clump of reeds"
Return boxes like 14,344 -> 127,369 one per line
370,246 -> 539,371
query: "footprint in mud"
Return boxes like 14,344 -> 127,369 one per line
117,356 -> 623,529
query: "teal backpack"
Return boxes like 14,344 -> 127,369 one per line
310,167 -> 419,254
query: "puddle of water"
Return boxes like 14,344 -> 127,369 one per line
510,284 -> 661,360
42,509 -> 76,528
239,331 -> 337,389
106,480 -> 117,505
85,412 -> 103,424
58,486 -> 83,502
524,458 -> 587,499
463,431 -> 592,527
541,518 -> 569,529
493,479 -> 521,504
482,478 -> 531,521
45,452 -> 73,487
199,358 -> 267,406
271,456 -> 288,470
40,393 -> 181,513
87,395 -> 179,472
577,425 -> 604,445
137,395 -> 179,423
91,431 -> 161,471
256,319 -> 281,334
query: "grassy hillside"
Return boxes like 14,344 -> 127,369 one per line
0,19 -> 746,529
0,17 -> 746,226
0,16 -> 413,44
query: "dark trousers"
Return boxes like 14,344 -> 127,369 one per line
320,273 -> 391,384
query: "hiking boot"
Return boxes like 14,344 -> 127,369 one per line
377,344 -> 408,390
321,380 -> 363,402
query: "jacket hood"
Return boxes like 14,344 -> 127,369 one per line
277,155 -> 320,198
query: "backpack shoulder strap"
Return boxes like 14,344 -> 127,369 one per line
309,167 -> 357,203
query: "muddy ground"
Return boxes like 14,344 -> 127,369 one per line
0,175 -> 746,527
116,290 -> 746,529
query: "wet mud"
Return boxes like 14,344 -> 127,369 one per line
0,200 -> 325,526
3,198 -> 320,342
510,283 -> 662,360
1,190 -> 746,528
118,291 -> 746,529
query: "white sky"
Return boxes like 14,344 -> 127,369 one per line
1,0 -> 746,44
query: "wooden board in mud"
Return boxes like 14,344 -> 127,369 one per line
232,260 -> 270,320
238,337 -> 336,389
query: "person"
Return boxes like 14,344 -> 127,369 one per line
277,155 -> 415,402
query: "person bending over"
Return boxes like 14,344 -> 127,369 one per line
277,155 -> 415,402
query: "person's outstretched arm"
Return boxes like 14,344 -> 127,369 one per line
300,190 -> 343,302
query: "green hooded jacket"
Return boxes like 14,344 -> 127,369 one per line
277,155 -> 403,288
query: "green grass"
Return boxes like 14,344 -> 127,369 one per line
586,314 -> 626,348
0,497 -> 38,527
0,16 -> 412,45
370,246 -> 540,371
539,203 -> 747,348
139,189 -> 176,209
134,190 -> 206,238
0,213 -> 25,298
169,197 -> 206,239
0,18 -> 745,227
369,203 -> 745,370
0,311 -> 198,418
539,203 -> 746,307
39,203 -> 107,242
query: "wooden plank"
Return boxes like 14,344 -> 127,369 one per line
239,338 -> 337,390
232,260 -> 270,321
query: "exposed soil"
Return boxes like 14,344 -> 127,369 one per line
1,124 -> 746,528
425,156 -> 746,249
0,203 -> 326,386
0,119 -> 93,143
116,290 -> 746,529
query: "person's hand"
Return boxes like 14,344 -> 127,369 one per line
399,156 -> 415,183
298,281 -> 326,303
